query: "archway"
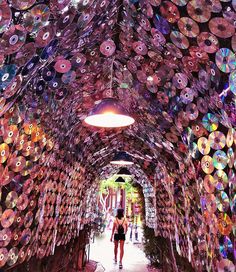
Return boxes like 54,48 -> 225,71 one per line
0,0 -> 235,271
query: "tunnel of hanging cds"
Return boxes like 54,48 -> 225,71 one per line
0,0 -> 235,271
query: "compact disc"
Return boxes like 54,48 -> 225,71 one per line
215,48 -> 236,73
187,0 -> 211,23
216,191 -> 229,212
0,248 -> 8,268
217,259 -> 235,272
229,70 -> 236,95
8,156 -> 26,173
212,150 -> 228,170
5,191 -> 18,209
214,170 -> 228,190
218,213 -> 232,236
205,194 -> 217,213
208,131 -> 226,150
197,137 -> 210,155
203,174 -> 216,193
226,128 -> 235,147
227,148 -> 234,168
1,209 -> 15,228
219,236 -> 233,258
230,194 -> 236,214
7,247 -> 18,266
0,143 -> 9,164
178,17 -> 199,38
201,155 -> 214,174
202,113 -> 219,132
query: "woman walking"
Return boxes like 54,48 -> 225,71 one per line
110,209 -> 128,269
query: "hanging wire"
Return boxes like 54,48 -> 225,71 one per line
110,56 -> 115,91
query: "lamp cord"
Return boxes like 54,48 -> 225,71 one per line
110,56 -> 115,92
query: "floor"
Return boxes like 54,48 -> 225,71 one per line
89,230 -> 149,272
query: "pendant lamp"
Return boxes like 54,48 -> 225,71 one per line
84,97 -> 135,128
117,167 -> 131,176
115,176 -> 126,183
84,57 -> 135,128
110,151 -> 134,165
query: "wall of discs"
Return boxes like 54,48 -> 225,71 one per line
0,102 -> 92,267
0,0 -> 236,271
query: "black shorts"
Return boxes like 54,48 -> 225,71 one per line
114,233 -> 126,241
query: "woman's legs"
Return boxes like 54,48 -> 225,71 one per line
119,240 -> 125,264
114,240 -> 118,261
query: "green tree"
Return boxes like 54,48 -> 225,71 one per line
99,175 -> 138,213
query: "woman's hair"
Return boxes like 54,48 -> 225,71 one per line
116,208 -> 124,219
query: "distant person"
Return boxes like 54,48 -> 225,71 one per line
134,224 -> 138,241
110,209 -> 128,269
107,215 -> 113,230
129,222 -> 133,241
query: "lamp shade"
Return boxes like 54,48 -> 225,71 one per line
110,151 -> 134,165
115,176 -> 126,183
84,98 -> 135,128
117,167 -> 131,176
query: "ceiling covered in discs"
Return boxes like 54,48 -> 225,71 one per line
0,0 -> 235,271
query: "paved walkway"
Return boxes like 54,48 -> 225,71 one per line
89,230 -> 149,272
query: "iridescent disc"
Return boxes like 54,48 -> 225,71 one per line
0,247 -> 8,267
171,0 -> 187,5
7,247 -> 18,266
203,174 -> 216,193
216,191 -> 229,212
226,128 -> 235,147
10,0 -> 36,10
219,236 -> 233,258
23,4 -> 50,33
180,87 -> 194,104
230,194 -> 236,214
197,32 -> 219,54
204,0 -> 222,13
17,194 -> 29,211
20,228 -> 31,246
201,155 -> 214,174
217,259 -> 235,272
186,103 -> 199,120
177,17 -> 199,38
0,65 -> 17,89
0,143 -> 9,164
153,14 -> 170,35
202,113 -> 219,132
0,228 -> 12,247
1,209 -> 15,228
5,191 -> 18,209
213,150 -> 228,170
187,0 -> 211,23
214,170 -> 228,190
0,3 -> 12,34
229,70 -> 236,95
215,48 -> 236,73
218,213 -> 232,236
205,193 -> 216,213
170,31 -> 189,49
227,148 -> 234,168
197,137 -> 210,155
189,142 -> 200,159
192,122 -> 207,137
208,131 -> 226,150
209,17 -> 235,38
172,72 -> 188,89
